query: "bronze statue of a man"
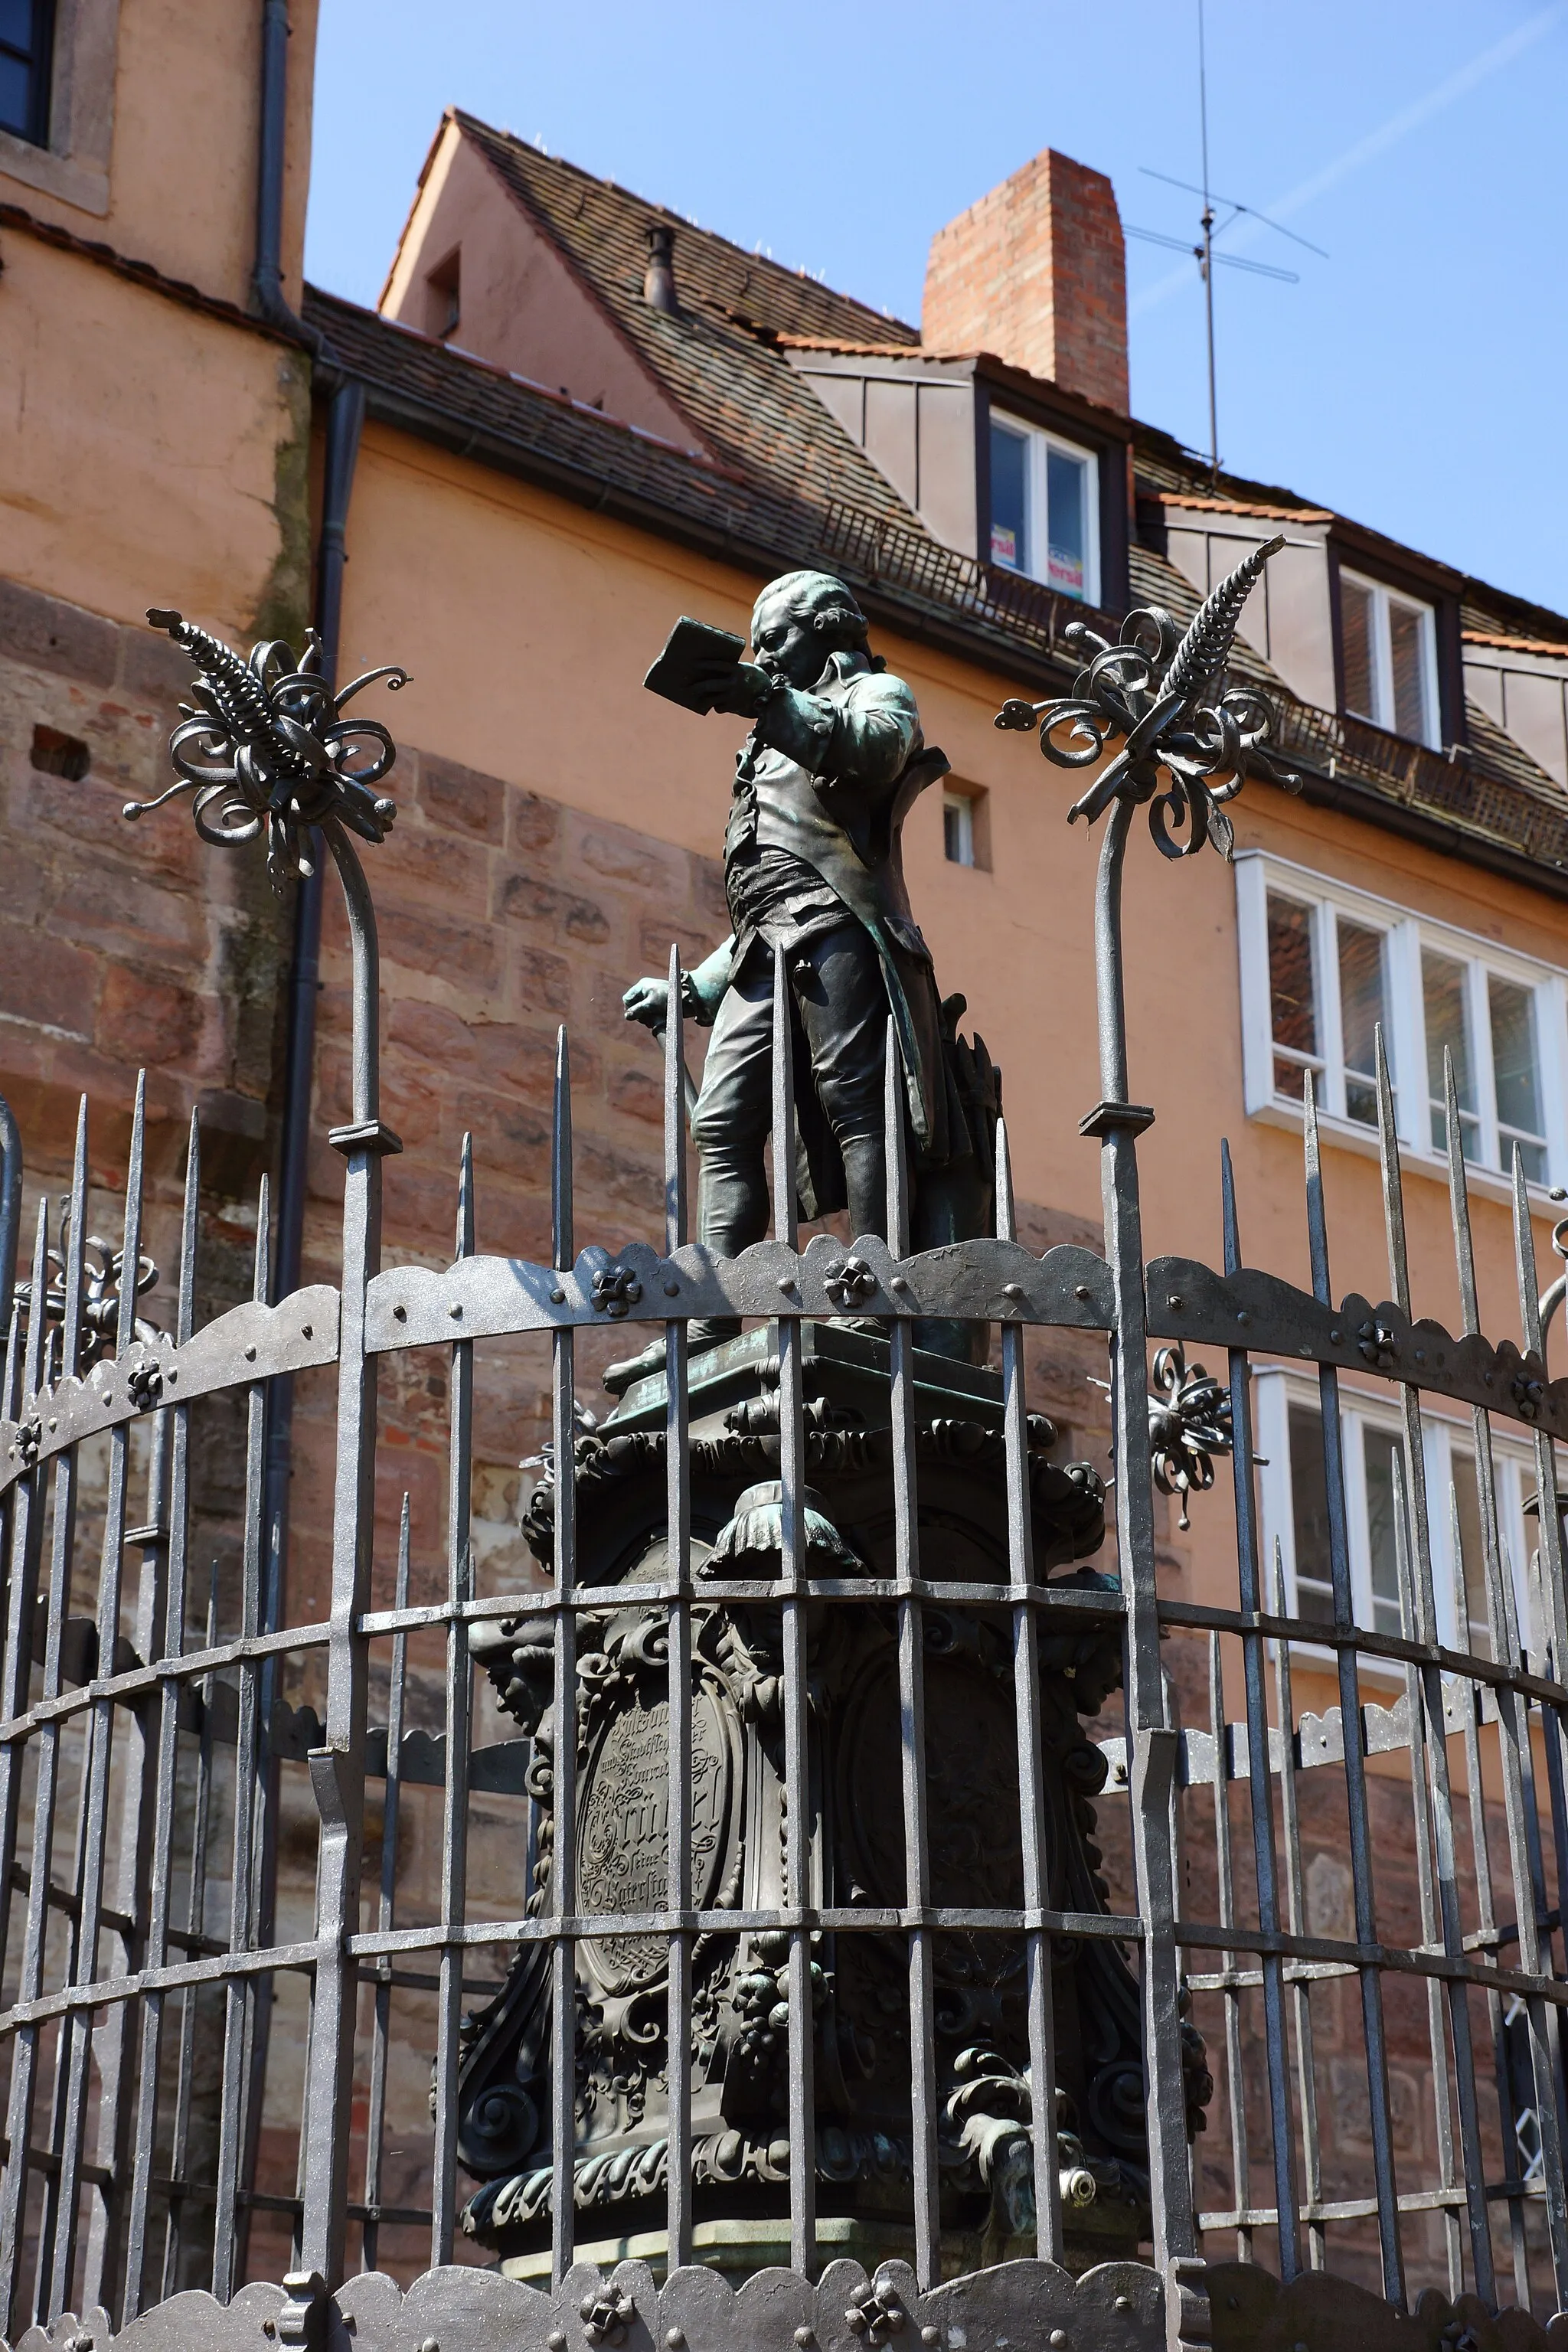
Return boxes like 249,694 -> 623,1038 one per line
612,570 -> 993,1391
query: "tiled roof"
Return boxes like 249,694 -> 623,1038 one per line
318,115 -> 1568,893
307,286 -> 815,551
456,116 -> 929,541
1463,628 -> 1568,659
306,286 -> 1117,687
1464,697 -> 1563,796
1147,489 -> 1333,526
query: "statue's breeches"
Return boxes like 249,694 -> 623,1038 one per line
692,926 -> 890,1249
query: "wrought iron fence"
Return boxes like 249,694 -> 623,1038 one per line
0,573 -> 1566,2351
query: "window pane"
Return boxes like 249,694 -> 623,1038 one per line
1423,949 -> 1480,1158
989,423 -> 1028,573
1341,577 -> 1377,724
1338,919 -> 1388,1126
0,0 -> 36,51
942,792 -> 974,867
0,48 -> 30,132
1045,444 -> 1088,599
1490,975 -> 1545,1181
1288,1404 -> 1335,1624
1363,1426 -> 1405,1638
1450,1450 -> 1490,1657
1389,596 -> 1431,743
1267,893 -> 1316,1098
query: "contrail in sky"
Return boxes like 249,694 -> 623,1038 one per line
1129,4 -> 1565,318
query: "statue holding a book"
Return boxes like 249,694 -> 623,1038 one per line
610,569 -> 999,1391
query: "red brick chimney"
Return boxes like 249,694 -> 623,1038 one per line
922,149 -> 1129,415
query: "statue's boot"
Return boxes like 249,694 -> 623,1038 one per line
603,1316 -> 739,1396
604,1135 -> 890,1393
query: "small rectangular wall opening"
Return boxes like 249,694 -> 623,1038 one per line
942,782 -> 989,869
425,246 -> 462,341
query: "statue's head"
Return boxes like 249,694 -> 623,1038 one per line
750,570 -> 874,686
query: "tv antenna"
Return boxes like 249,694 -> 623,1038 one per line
1125,0 -> 1327,485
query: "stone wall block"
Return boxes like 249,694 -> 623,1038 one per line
379,824 -> 493,906
506,781 -> 564,861
570,809 -> 688,901
495,870 -> 613,946
387,995 -> 482,1074
379,902 -> 502,991
416,747 -> 507,844
0,579 -> 118,688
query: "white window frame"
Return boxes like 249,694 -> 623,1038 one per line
942,791 -> 975,868
1254,1369 -> 1537,1669
1339,565 -> 1442,750
1236,850 -> 1568,1200
987,412 -> 1100,605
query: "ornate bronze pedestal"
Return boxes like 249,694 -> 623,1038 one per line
462,1328 -> 1201,2278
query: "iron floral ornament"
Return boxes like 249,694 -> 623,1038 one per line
124,609 -> 408,890
995,534 -> 1300,858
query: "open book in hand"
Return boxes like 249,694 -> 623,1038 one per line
643,616 -> 747,714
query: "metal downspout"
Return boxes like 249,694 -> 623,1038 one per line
252,0 -> 321,349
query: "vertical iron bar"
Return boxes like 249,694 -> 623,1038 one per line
1508,1146 -> 1568,2301
884,1022 -> 937,2288
1269,1540 -> 1326,2269
995,1120 -> 1061,2263
772,947 -> 815,2276
662,950 -> 694,2275
550,1029 -> 578,2288
124,1114 -> 199,2317
299,825 -> 387,2293
362,1498 -> 410,2275
1089,799 -> 1193,2262
51,1078 -> 149,2315
87,1417 -> 171,2321
1206,1631 -> 1250,2260
1388,1453 -> 1463,2294
163,1563 -> 220,2301
0,1200 -> 50,2012
432,1139 -> 475,2267
1220,1142 -> 1298,2276
211,1185 -> 271,2298
0,1196 -> 50,2330
1,1104 -> 88,2333
1446,1057 -> 1568,2301
1302,1074 -> 1404,2301
1372,1044 -> 1490,2299
1453,1537 -> 1527,2306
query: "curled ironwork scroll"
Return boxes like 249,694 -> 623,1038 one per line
124,609 -> 408,891
995,535 -> 1300,861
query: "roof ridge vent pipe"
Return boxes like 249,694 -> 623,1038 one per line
644,223 -> 678,313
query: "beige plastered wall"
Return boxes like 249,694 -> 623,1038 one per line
0,234 -> 310,639
0,0 -> 316,312
338,416 -> 1566,1355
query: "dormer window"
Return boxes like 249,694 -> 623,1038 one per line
1340,567 -> 1439,747
988,413 -> 1099,603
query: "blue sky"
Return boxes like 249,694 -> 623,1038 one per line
305,0 -> 1568,616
